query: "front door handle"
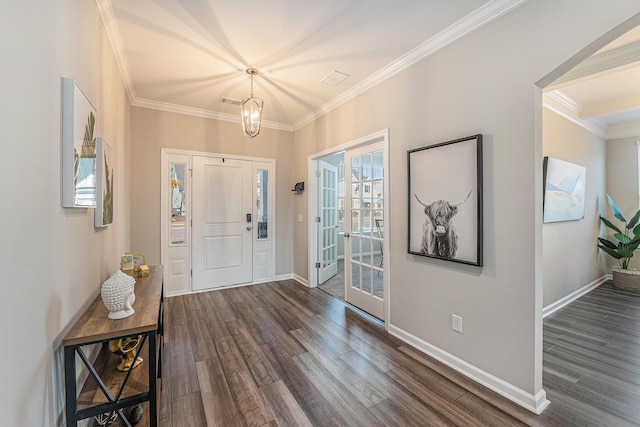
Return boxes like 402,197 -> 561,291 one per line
247,226 -> 252,231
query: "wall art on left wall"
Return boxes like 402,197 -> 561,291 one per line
61,77 -> 98,208
95,137 -> 114,227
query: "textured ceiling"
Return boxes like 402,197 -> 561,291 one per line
99,0 -> 523,130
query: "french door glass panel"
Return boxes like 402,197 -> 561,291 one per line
345,143 -> 384,319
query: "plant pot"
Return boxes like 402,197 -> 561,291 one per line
612,267 -> 640,291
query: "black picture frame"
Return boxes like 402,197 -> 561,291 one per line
408,134 -> 483,266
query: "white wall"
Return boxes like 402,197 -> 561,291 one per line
606,135 -> 640,269
292,0 -> 640,411
128,107 -> 295,276
0,2 -> 130,425
542,109 -> 607,307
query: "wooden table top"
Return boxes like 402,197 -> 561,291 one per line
63,265 -> 163,347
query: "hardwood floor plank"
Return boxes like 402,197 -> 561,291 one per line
339,350 -> 454,426
291,327 -> 386,408
214,335 -> 275,426
195,357 -> 243,427
171,391 -> 207,427
315,313 -> 400,372
169,319 -> 200,398
164,280 -> 640,427
387,367 -> 491,427
293,352 -> 386,427
368,399 -> 431,427
544,370 -> 640,424
397,346 -> 546,426
261,341 -> 348,426
259,380 -> 314,427
454,392 -> 527,427
226,318 -> 280,387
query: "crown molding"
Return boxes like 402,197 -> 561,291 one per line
292,0 -> 528,130
549,39 -> 640,90
132,98 -> 295,132
97,0 -> 527,133
606,121 -> 640,140
543,91 -> 607,138
95,0 -> 136,105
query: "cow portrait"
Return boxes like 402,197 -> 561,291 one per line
414,191 -> 472,258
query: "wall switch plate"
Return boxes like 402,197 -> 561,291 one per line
298,214 -> 304,222
452,314 -> 463,333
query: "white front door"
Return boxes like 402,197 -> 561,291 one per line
192,156 -> 253,290
344,142 -> 385,319
318,160 -> 338,285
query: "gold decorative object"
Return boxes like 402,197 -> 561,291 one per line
138,264 -> 149,278
109,335 -> 143,372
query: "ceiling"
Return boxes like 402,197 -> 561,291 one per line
98,0 -> 525,131
544,26 -> 640,140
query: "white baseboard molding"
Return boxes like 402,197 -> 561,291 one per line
165,274 -> 296,298
388,324 -> 550,415
543,274 -> 611,318
293,274 -> 310,287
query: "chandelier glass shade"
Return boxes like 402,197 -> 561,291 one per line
241,68 -> 263,138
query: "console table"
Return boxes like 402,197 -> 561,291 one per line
62,265 -> 164,426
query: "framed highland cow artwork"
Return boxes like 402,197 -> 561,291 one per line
408,134 -> 483,266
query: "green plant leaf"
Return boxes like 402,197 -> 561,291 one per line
628,210 -> 640,229
607,194 -> 626,222
628,240 -> 640,252
614,232 -> 631,244
618,246 -> 635,258
598,238 -> 617,249
598,245 -> 624,259
634,223 -> 640,236
600,216 -> 622,234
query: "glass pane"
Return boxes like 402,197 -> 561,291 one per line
351,209 -> 361,233
363,209 -> 371,231
362,153 -> 371,182
361,238 -> 373,267
351,236 -> 361,262
373,150 -> 383,179
257,170 -> 268,239
351,263 -> 361,290
170,163 -> 187,245
362,265 -> 372,294
373,268 -> 383,298
351,156 -> 361,182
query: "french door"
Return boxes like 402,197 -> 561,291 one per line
344,142 -> 385,319
318,160 -> 339,285
192,156 -> 253,290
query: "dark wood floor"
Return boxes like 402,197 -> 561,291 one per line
158,279 -> 640,426
542,281 -> 640,426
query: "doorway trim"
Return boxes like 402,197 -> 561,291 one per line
161,148 -> 276,296
307,129 -> 391,326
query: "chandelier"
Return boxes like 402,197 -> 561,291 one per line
241,68 -> 263,138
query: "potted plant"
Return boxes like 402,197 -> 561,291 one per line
598,195 -> 640,289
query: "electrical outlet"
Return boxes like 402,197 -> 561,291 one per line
452,314 -> 463,333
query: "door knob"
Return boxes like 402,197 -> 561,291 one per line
344,232 -> 350,238
247,226 -> 252,231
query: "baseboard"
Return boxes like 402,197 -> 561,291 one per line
166,274 -> 296,298
388,324 -> 550,414
542,274 -> 611,318
293,274 -> 310,287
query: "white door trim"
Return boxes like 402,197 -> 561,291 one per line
307,129 -> 391,327
160,148 -> 276,296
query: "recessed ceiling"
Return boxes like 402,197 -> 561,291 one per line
98,0 -> 525,131
544,26 -> 640,139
